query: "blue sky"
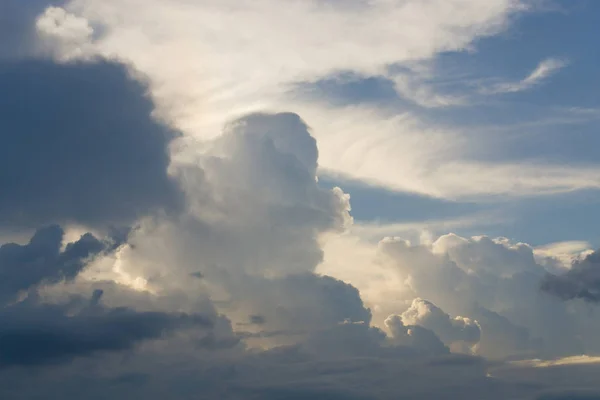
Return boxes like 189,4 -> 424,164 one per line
313,0 -> 600,247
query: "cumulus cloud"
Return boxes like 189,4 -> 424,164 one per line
0,59 -> 182,229
323,232 -> 590,359
385,314 -> 449,355
400,298 -> 481,349
35,6 -> 95,59
0,225 -> 109,304
0,0 -> 63,59
113,112 -> 351,292
541,250 -> 600,302
34,111 -> 359,355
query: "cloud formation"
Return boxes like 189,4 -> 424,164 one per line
0,297 -> 211,366
0,225 -> 107,304
385,314 -> 450,355
321,232 -> 594,359
0,59 -> 182,229
483,58 -> 569,94
400,298 -> 481,349
541,250 -> 600,302
0,0 -> 63,59
2,1 -> 600,399
0,227 -> 220,367
31,0 -> 600,201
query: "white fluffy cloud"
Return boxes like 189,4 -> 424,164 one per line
320,231 -> 599,360
400,298 -> 481,349
36,6 -> 94,59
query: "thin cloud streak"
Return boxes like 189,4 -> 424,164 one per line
482,57 -> 569,94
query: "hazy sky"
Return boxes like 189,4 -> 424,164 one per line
1,1 -> 600,399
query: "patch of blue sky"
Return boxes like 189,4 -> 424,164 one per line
307,1 -> 600,246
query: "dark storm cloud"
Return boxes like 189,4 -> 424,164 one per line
0,225 -> 108,304
541,250 -> 600,302
0,59 -> 183,228
0,299 -> 212,367
0,225 -> 194,366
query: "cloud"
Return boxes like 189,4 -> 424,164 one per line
112,112 -> 351,294
6,335 -> 600,400
29,1 -> 595,202
0,59 -> 183,229
511,355 -> 600,369
54,0 -> 525,105
0,0 -> 64,59
470,305 -> 542,359
321,232 -> 592,359
483,58 -> 569,94
391,73 -> 467,108
0,345 -> 502,400
0,225 -> 110,304
385,314 -> 450,355
0,297 -> 212,367
347,211 -> 506,241
300,105 -> 600,199
227,273 -> 372,337
534,241 -> 593,272
492,355 -> 600,400
541,250 -> 600,302
400,298 -> 481,348
0,226 -> 222,367
35,6 -> 94,59
302,322 -> 389,358
58,111 -> 358,349
3,2 -> 600,397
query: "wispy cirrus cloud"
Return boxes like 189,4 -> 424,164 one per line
482,57 -> 569,94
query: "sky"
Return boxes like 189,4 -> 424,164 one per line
1,0 -> 600,399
